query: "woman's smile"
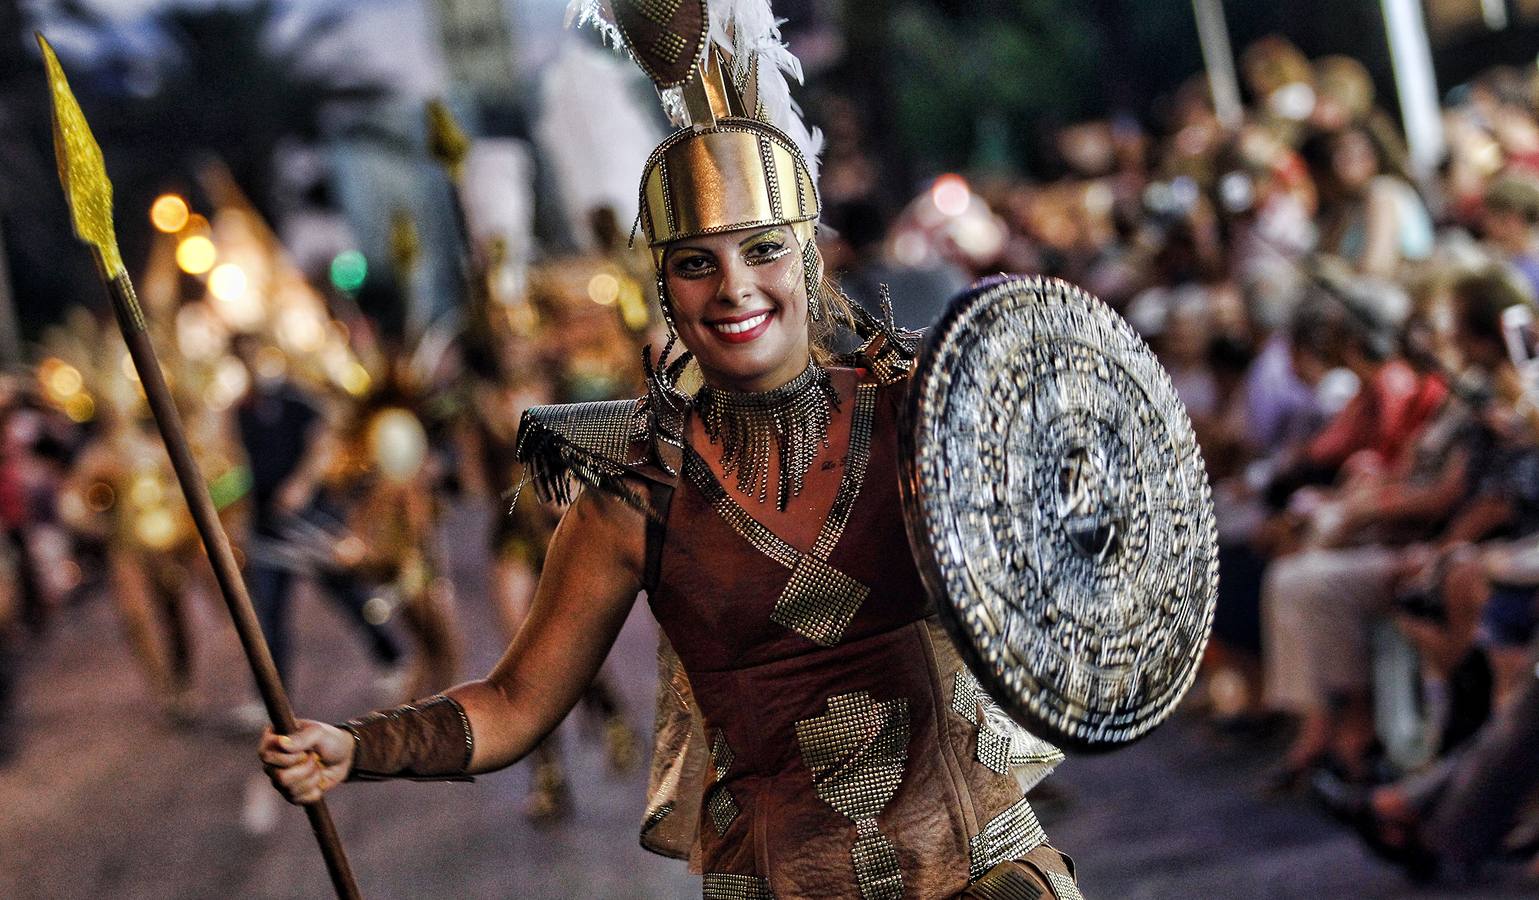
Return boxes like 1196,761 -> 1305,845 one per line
706,308 -> 776,342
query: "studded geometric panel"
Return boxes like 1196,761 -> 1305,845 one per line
795,691 -> 910,900
702,872 -> 776,900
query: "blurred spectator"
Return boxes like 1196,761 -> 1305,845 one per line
1481,172 -> 1539,298
1300,126 -> 1433,279
1262,267 -> 1522,786
823,198 -> 967,329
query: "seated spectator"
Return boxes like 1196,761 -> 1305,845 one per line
1261,268 -> 1519,787
1480,172 -> 1539,299
1301,126 -> 1434,280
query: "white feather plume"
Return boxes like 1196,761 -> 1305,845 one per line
565,0 -> 823,184
708,0 -> 823,182
564,0 -> 625,51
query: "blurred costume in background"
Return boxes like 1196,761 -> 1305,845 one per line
64,417 -> 207,723
327,364 -> 460,702
233,348 -> 404,693
451,105 -> 648,817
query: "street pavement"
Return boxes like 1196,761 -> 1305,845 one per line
0,501 -> 1532,899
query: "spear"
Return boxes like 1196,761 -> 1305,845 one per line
36,34 -> 362,900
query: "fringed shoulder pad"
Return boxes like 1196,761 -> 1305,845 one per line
513,342 -> 692,517
835,288 -> 923,385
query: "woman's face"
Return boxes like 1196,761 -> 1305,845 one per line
662,225 -> 810,392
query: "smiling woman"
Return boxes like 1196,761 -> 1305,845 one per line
662,226 -> 812,392
256,2 -> 1081,898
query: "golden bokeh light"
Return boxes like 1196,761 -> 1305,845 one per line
150,194 -> 189,233
587,272 -> 620,306
133,508 -> 179,551
175,235 -> 217,275
47,362 -> 83,399
341,362 -> 372,397
63,394 -> 95,423
208,263 -> 248,302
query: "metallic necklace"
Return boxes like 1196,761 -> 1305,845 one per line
695,362 -> 839,510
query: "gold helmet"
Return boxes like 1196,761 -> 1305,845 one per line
572,0 -> 827,313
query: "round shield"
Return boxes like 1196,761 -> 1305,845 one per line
900,275 -> 1218,751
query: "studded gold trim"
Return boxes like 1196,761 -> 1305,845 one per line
968,797 -> 1047,882
638,120 -> 819,253
685,384 -> 878,646
707,729 -> 740,834
702,873 -> 776,900
758,135 -> 782,221
795,691 -> 910,900
951,669 -> 1061,775
1046,871 -> 1084,900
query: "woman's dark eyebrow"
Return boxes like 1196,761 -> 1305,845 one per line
739,228 -> 785,247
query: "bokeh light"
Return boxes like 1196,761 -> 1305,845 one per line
175,235 -> 217,275
63,394 -> 95,423
133,509 -> 178,551
368,408 -> 429,482
208,264 -> 248,303
587,272 -> 620,306
149,194 -> 190,233
209,264 -> 263,331
47,363 -> 83,399
931,174 -> 971,217
330,250 -> 368,293
341,361 -> 372,396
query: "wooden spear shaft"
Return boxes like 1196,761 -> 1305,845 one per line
105,269 -> 361,900
37,34 -> 362,900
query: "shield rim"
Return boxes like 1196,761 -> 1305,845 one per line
898,274 -> 1218,753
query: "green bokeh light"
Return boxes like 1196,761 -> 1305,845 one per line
330,250 -> 368,293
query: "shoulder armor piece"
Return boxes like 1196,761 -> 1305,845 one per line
513,342 -> 694,516
836,287 -> 923,385
515,398 -> 650,511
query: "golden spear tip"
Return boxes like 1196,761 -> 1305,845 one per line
425,99 -> 470,178
36,32 -> 124,278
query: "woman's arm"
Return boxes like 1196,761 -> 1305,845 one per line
259,485 -> 647,801
453,487 -> 647,772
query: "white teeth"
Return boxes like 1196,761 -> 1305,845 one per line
711,311 -> 769,335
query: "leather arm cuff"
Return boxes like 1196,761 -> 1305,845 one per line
340,694 -> 475,782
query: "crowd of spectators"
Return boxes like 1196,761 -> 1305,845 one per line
819,36 -> 1539,885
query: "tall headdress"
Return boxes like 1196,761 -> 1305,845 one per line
567,0 -> 828,316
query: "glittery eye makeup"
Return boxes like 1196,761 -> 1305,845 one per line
742,229 -> 790,266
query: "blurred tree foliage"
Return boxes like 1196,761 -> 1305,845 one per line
0,0 -> 388,339
58,0 -> 388,222
850,0 -> 1403,179
886,0 -> 1104,174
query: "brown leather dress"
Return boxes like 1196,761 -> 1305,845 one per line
639,370 -> 1070,899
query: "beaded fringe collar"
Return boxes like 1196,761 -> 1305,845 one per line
695,363 -> 839,511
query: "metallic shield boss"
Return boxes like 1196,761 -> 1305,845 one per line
900,275 -> 1218,751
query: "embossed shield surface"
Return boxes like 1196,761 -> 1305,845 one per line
900,275 -> 1218,751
